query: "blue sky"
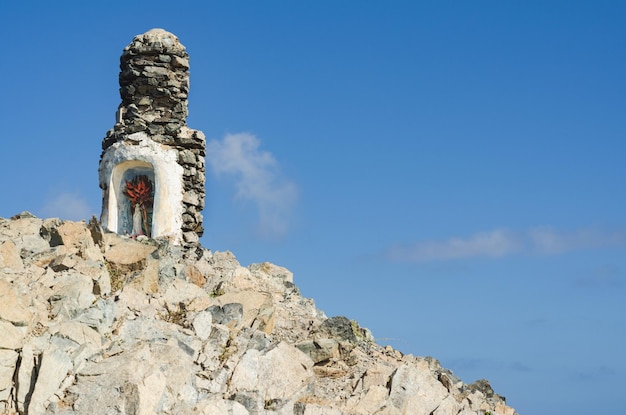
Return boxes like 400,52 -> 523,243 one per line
1,1 -> 625,414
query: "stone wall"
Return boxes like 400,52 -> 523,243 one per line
100,29 -> 205,245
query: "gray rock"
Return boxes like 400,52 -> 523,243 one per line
27,345 -> 73,414
315,316 -> 359,343
296,339 -> 339,364
0,349 -> 18,394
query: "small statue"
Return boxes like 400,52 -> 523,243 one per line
123,175 -> 153,237
131,203 -> 144,236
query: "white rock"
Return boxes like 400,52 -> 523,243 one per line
0,240 -> 24,271
388,362 -> 449,415
192,310 -> 213,341
195,398 -> 250,415
136,369 -> 166,415
230,341 -> 314,402
208,290 -> 275,334
0,320 -> 25,350
0,349 -> 18,392
345,385 -> 389,414
27,345 -> 73,414
298,403 -> 346,415
163,278 -> 211,311
16,344 -> 35,413
50,272 -> 95,318
0,279 -> 32,325
432,395 -> 464,415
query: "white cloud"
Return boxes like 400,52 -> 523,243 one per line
527,227 -> 626,254
388,229 -> 521,262
388,226 -> 626,263
206,133 -> 297,238
41,192 -> 94,221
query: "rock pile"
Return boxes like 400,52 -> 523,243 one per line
0,212 -> 518,415
100,29 -> 205,244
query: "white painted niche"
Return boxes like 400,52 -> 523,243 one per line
99,132 -> 184,244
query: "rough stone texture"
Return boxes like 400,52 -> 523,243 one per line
0,214 -> 518,415
99,29 -> 205,246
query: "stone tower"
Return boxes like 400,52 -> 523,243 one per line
99,29 -> 206,246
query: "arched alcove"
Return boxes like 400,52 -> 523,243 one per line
111,161 -> 155,236
99,132 -> 185,244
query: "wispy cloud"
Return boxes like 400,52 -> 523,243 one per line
41,192 -> 93,221
572,365 -> 615,382
575,265 -> 624,288
388,227 -> 626,263
206,133 -> 297,238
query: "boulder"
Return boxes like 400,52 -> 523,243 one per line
103,238 -> 157,273
0,240 -> 24,271
0,279 -> 32,325
230,341 -> 314,410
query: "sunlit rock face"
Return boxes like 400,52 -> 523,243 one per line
0,215 -> 518,415
99,29 -> 206,246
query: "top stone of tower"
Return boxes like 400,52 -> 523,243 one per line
117,28 -> 190,131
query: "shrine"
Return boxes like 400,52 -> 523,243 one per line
99,29 -> 206,245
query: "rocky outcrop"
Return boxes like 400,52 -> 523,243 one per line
0,212 -> 518,415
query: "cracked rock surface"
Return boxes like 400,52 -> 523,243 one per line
0,212 -> 517,415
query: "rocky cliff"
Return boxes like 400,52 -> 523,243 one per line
0,213 -> 517,415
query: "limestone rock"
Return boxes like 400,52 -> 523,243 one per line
0,279 -> 32,325
0,350 -> 18,395
103,238 -> 157,273
27,345 -> 73,414
0,215 -> 518,415
388,361 -> 449,415
0,320 -> 25,350
296,339 -> 340,364
229,341 -> 314,410
0,240 -> 24,271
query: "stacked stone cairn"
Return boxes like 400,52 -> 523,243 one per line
100,28 -> 205,244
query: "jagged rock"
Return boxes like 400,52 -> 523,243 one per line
27,345 -> 73,414
56,221 -> 104,262
49,272 -> 95,319
0,279 -> 32,325
192,310 -> 213,341
296,339 -> 339,364
314,316 -> 372,345
49,253 -> 77,271
0,349 -> 18,399
207,303 -> 243,327
103,237 -> 157,274
0,320 -> 25,350
229,341 -> 314,410
388,361 -> 449,414
0,240 -> 24,271
208,290 -> 276,334
194,398 -> 250,414
0,215 -> 517,415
